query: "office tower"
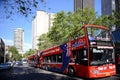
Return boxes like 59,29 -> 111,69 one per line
115,0 -> 120,12
102,0 -> 120,15
14,28 -> 24,55
101,0 -> 116,15
74,0 -> 94,12
32,10 -> 55,49
102,0 -> 120,29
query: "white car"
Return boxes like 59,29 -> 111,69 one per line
22,60 -> 27,64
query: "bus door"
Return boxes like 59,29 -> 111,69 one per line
72,48 -> 89,73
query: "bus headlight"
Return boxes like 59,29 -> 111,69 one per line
92,70 -> 99,74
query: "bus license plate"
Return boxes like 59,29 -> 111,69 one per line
106,73 -> 110,76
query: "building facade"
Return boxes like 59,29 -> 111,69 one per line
0,38 -> 5,63
101,0 -> 120,29
14,28 -> 24,55
74,0 -> 94,12
115,0 -> 120,12
32,10 -> 55,49
101,0 -> 116,15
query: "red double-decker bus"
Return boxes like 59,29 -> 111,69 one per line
38,24 -> 116,78
28,54 -> 37,67
28,51 -> 42,67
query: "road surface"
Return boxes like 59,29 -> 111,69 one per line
0,63 -> 120,80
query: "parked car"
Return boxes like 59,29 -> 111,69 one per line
22,60 -> 27,64
0,62 -> 11,70
16,61 -> 23,66
7,62 -> 14,67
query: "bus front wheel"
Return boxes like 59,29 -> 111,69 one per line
68,67 -> 75,76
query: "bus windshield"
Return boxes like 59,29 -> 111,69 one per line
90,48 -> 114,66
87,27 -> 111,41
86,26 -> 114,66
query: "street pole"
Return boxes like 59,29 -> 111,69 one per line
4,48 -> 6,63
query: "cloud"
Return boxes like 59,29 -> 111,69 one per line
24,42 -> 32,52
3,38 -> 32,53
3,39 -> 13,46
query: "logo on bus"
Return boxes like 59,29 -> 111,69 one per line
72,39 -> 85,48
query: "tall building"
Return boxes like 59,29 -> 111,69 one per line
101,0 -> 120,29
32,10 -> 55,49
14,28 -> 24,55
101,0 -> 116,15
74,0 -> 94,12
0,38 -> 5,63
115,0 -> 120,13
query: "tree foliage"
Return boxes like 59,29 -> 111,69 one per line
38,8 -> 115,50
110,10 -> 120,29
8,46 -> 22,61
37,33 -> 52,50
0,0 -> 45,18
48,8 -> 98,45
23,49 -> 36,58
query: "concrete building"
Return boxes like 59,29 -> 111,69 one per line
14,28 -> 24,55
74,0 -> 94,12
32,10 -> 55,49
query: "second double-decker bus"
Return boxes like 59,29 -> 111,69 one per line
28,54 -> 39,67
39,24 -> 116,78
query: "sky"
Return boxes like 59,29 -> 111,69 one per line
0,0 -> 101,53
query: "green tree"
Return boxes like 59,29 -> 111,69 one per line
48,11 -> 68,45
23,49 -> 36,58
8,46 -> 22,61
109,10 -> 120,29
37,33 -> 52,50
48,8 -> 97,45
0,0 -> 45,18
38,8 -> 115,50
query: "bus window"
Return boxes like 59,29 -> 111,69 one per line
71,50 -> 77,62
48,56 -> 52,62
53,55 -> 57,62
87,27 -> 111,41
57,54 -> 62,63
90,48 -> 114,66
44,57 -> 47,62
76,49 -> 88,65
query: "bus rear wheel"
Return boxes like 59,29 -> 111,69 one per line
68,67 -> 75,76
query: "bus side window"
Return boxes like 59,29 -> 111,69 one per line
53,55 -> 57,62
57,54 -> 62,63
77,49 -> 88,65
49,56 -> 52,62
44,57 -> 47,62
72,50 -> 77,62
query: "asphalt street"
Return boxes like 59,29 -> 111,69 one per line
0,63 -> 120,80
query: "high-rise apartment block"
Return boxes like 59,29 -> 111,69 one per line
74,0 -> 94,12
32,10 -> 55,49
14,28 -> 24,55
